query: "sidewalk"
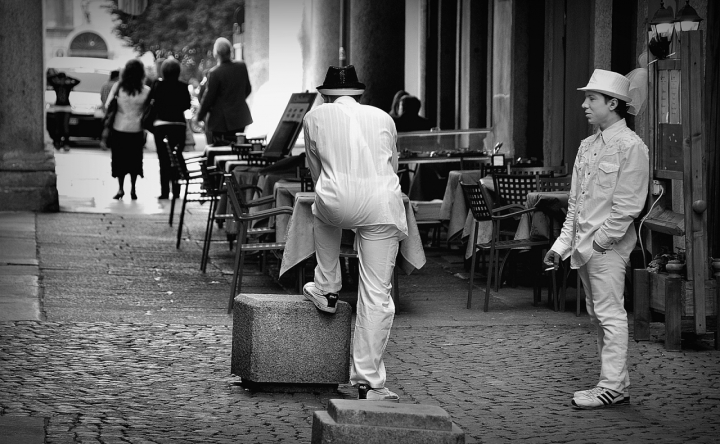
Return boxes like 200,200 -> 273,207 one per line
1,150 -> 719,442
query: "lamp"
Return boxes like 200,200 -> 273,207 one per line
674,0 -> 703,32
648,1 -> 675,59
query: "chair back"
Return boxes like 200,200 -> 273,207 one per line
538,176 -> 571,192
493,173 -> 539,206
460,181 -> 493,222
224,174 -> 247,217
510,165 -> 567,177
297,166 -> 314,192
481,163 -> 509,177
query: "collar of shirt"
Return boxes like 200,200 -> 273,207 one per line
593,118 -> 627,145
332,96 -> 359,106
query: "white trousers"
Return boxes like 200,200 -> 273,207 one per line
577,248 -> 630,392
313,216 -> 401,389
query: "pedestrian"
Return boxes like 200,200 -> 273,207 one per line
104,59 -> 151,200
196,38 -> 252,145
393,95 -> 433,132
543,68 -> 649,409
47,69 -> 81,151
100,70 -> 120,112
302,65 -> 408,402
148,58 -> 191,200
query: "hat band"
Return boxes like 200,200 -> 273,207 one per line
318,88 -> 364,96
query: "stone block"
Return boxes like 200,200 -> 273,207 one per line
311,399 -> 465,444
232,294 -> 351,389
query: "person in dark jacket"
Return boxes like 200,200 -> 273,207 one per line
393,95 -> 433,133
149,58 -> 191,199
47,70 -> 81,151
196,38 -> 253,145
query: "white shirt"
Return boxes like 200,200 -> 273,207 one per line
106,83 -> 150,133
303,96 -> 408,237
552,119 -> 649,268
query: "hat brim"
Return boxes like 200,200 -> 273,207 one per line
317,88 -> 365,96
577,87 -> 631,103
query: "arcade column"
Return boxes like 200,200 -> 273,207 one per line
348,0 -> 405,110
0,1 -> 59,211
303,0 -> 405,111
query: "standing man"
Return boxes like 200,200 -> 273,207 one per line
196,38 -> 252,145
544,69 -> 649,409
302,65 -> 408,402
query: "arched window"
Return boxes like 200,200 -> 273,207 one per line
69,32 -> 108,58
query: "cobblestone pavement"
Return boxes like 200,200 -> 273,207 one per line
1,212 -> 719,443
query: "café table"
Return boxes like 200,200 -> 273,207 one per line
279,193 -> 426,278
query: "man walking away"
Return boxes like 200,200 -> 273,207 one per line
196,38 -> 252,146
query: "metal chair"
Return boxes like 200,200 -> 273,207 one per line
173,158 -> 225,253
224,174 -> 294,313
461,181 -> 549,311
537,176 -> 572,192
510,165 -> 567,177
493,173 -> 541,207
201,180 -> 277,273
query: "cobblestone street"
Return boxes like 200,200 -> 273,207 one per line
1,212 -> 719,443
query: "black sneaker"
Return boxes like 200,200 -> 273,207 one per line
572,386 -> 628,409
357,383 -> 400,402
303,282 -> 338,314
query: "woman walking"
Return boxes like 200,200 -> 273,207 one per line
149,58 -> 191,199
105,59 -> 150,200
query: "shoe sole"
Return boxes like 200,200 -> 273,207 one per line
303,289 -> 337,314
358,397 -> 400,403
571,397 -> 630,409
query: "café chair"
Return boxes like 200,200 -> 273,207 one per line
537,176 -> 572,192
170,149 -> 226,256
510,165 -> 567,177
461,181 -> 549,311
224,173 -> 294,313
481,163 -> 510,177
492,173 -> 541,207
201,180 -> 277,273
297,166 -> 314,192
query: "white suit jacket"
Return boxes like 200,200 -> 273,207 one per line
302,96 -> 408,237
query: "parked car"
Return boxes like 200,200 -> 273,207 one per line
46,57 -> 122,141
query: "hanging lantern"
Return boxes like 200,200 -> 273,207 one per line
674,1 -> 703,32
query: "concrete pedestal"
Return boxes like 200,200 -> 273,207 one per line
232,293 -> 351,391
312,399 -> 465,444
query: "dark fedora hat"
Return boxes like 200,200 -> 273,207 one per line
317,65 -> 366,95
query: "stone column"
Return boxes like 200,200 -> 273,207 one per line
0,1 -> 59,211
348,0 -> 405,110
244,0 -> 270,111
300,0 -> 342,95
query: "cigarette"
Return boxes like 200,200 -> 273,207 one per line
544,266 -> 556,271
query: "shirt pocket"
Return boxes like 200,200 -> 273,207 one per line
597,162 -> 619,189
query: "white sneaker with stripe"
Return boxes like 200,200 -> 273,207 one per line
572,386 -> 628,409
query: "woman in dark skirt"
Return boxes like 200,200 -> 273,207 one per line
149,58 -> 191,199
104,59 -> 150,200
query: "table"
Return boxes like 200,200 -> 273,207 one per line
279,193 -> 426,277
400,155 -> 490,201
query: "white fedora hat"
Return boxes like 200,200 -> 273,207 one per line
578,69 -> 631,103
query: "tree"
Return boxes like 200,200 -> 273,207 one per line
106,0 -> 243,76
